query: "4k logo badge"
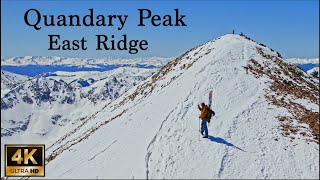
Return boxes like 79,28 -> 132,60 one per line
5,144 -> 45,177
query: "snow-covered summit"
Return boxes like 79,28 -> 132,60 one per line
18,34 -> 318,179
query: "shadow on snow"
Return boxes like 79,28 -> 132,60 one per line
208,135 -> 246,152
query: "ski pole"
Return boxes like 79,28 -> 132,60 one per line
199,118 -> 201,139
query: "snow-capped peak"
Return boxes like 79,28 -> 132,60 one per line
26,34 -> 319,179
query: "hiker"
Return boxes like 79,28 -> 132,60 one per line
198,102 -> 209,138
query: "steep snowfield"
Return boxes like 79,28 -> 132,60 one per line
1,56 -> 173,67
13,34 -> 317,179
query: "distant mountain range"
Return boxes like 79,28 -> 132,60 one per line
1,67 -> 156,142
1,57 -> 171,140
286,58 -> 319,78
1,56 -> 173,77
286,58 -> 319,65
1,56 -> 173,67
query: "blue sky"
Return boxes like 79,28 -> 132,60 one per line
1,0 -> 319,59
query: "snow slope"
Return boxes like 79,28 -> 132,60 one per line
1,34 -> 319,179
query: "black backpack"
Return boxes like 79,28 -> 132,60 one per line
206,109 -> 215,123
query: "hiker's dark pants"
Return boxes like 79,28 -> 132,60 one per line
201,120 -> 208,136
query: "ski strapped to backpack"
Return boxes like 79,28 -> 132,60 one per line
207,90 -> 215,123
208,90 -> 212,108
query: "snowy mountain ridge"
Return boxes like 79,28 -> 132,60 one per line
1,70 -> 30,97
8,34 -> 317,179
1,67 -> 156,142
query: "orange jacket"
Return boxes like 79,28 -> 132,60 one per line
198,105 -> 209,120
